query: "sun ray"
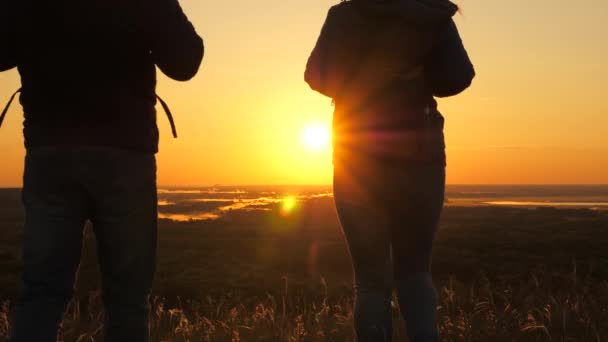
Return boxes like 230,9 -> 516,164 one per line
302,123 -> 330,153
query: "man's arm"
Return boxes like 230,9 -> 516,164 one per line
148,0 -> 204,81
0,1 -> 20,72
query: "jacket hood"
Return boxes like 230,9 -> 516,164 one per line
352,0 -> 458,26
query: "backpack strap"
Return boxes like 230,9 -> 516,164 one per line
1,89 -> 179,139
0,88 -> 21,128
156,94 -> 178,138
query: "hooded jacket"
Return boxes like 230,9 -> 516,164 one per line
304,0 -> 474,164
305,0 -> 474,104
0,0 -> 204,153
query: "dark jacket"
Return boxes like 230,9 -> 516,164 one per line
304,0 -> 475,99
0,0 -> 204,153
304,0 -> 474,164
305,0 -> 474,103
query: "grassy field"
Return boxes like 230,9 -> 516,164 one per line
0,189 -> 608,341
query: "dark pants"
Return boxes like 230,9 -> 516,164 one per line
334,161 -> 445,342
10,146 -> 158,342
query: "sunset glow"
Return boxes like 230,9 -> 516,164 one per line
0,0 -> 607,186
1,2 -> 607,339
302,123 -> 331,153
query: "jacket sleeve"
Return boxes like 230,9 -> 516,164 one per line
304,8 -> 337,98
148,0 -> 204,81
0,1 -> 19,72
426,19 -> 475,98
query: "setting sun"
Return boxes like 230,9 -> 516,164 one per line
302,123 -> 331,153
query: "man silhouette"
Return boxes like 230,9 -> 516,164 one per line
1,0 -> 203,340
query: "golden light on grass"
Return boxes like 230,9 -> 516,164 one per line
2,269 -> 602,340
301,123 -> 330,153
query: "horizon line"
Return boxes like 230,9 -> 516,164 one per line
1,183 -> 608,190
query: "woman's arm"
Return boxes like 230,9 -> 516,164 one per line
305,7 -> 338,98
426,19 -> 475,98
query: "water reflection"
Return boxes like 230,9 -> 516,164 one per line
217,198 -> 282,211
157,188 -> 333,222
486,201 -> 608,208
158,189 -> 248,195
158,212 -> 221,222
156,186 -> 608,222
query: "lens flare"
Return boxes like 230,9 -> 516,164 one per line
302,124 -> 330,152
281,196 -> 297,216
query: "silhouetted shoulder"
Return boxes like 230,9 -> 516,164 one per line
326,1 -> 359,21
329,1 -> 355,12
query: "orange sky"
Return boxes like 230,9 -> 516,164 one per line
1,0 -> 607,187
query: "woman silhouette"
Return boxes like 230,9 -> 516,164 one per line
305,0 -> 474,341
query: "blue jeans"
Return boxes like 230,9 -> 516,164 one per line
10,146 -> 158,342
334,161 -> 445,342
